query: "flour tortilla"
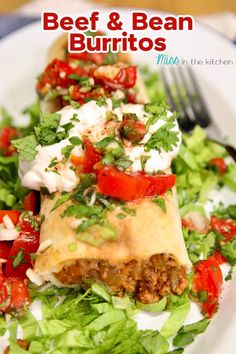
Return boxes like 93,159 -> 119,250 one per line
31,189 -> 191,285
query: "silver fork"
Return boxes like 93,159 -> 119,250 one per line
160,66 -> 236,161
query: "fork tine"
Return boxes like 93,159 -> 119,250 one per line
160,67 -> 178,110
187,67 -> 211,127
177,66 -> 202,123
160,67 -> 195,131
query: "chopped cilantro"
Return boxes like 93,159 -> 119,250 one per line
225,266 -> 234,281
115,156 -> 132,170
145,102 -> 170,129
96,137 -> 114,150
30,253 -> 37,261
102,153 -> 115,166
62,204 -> 104,220
70,113 -> 80,122
96,96 -> 107,107
48,157 -> 58,168
69,136 -> 82,145
153,197 -> 167,213
140,155 -> 149,170
33,112 -> 70,146
61,145 -> 74,159
12,248 -> 25,268
40,214 -> 45,224
69,100 -> 80,109
213,203 -> 236,220
68,74 -> 91,87
12,134 -> 38,162
51,193 -> 71,211
60,122 -> 74,132
121,207 -> 136,216
116,213 -> 127,219
112,98 -> 123,109
145,119 -> 179,153
77,223 -> 118,247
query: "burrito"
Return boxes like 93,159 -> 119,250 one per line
33,189 -> 190,303
22,34 -> 191,304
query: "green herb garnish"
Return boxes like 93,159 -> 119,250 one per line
12,248 -> 25,268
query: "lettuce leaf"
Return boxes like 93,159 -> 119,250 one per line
136,296 -> 167,313
160,302 -> 190,339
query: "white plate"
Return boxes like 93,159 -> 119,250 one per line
0,8 -> 236,354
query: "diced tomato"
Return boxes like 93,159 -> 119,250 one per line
209,251 -> 227,265
119,113 -> 147,144
82,139 -> 102,173
0,241 -> 12,260
210,216 -> 236,241
36,59 -> 85,96
96,166 -> 176,202
93,65 -> 137,89
0,127 -> 18,156
5,277 -> 30,310
0,210 -> 20,225
112,66 -> 137,89
192,257 -> 223,318
23,191 -> 38,214
126,90 -> 137,104
0,266 -> 8,310
209,157 -> 227,175
5,220 -> 40,279
0,265 -> 30,314
70,85 -> 107,105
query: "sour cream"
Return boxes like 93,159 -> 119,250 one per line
113,102 -> 181,173
19,99 -> 181,193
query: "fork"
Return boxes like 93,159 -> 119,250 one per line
160,66 -> 236,161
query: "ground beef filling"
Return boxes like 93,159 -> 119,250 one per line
54,253 -> 188,303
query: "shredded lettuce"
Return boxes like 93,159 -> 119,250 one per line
0,316 -> 6,336
136,297 -> 167,313
183,229 -> 216,263
172,319 -> 209,349
222,164 -> 236,191
178,318 -> 210,335
18,309 -> 38,340
3,285 -> 177,354
172,126 -> 230,208
160,302 -> 190,339
167,349 -> 184,354
180,204 -> 206,217
9,341 -> 28,354
140,331 -> 169,354
139,66 -> 166,102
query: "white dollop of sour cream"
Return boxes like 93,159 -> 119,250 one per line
19,98 -> 181,193
113,103 -> 181,173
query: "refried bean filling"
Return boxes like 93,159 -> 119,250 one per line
54,253 -> 188,303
